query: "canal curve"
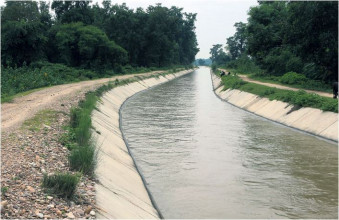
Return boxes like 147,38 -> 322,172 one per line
120,67 -> 338,219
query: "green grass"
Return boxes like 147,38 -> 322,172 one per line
216,71 -> 338,113
221,68 -> 332,93
22,109 -> 57,131
1,87 -> 48,103
41,173 -> 80,199
1,186 -> 8,195
1,62 -> 192,104
67,92 -> 99,176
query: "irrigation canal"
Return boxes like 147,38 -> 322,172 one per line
120,67 -> 338,219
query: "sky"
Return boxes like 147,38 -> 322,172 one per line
0,0 -> 258,59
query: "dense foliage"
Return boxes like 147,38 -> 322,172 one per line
211,1 -> 338,83
1,1 -> 198,99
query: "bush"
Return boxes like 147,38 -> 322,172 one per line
259,87 -> 276,96
42,173 -> 79,198
262,48 -> 303,75
221,75 -> 247,89
280,72 -> 308,85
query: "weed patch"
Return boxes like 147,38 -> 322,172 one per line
22,110 -> 57,132
42,173 -> 80,199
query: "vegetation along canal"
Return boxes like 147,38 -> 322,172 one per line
121,67 -> 337,219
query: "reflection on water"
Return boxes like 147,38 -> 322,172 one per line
121,67 -> 338,219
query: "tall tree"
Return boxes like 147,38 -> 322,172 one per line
226,22 -> 247,60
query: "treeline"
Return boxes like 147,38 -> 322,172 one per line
210,1 -> 338,82
1,1 -> 198,99
194,58 -> 212,66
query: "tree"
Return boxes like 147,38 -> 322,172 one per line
226,22 -> 247,60
1,1 -> 48,67
210,44 -> 230,65
51,22 -> 127,69
51,0 -> 94,25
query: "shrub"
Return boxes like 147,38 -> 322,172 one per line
42,173 -> 79,198
259,87 -> 276,96
279,72 -> 308,85
221,75 -> 247,89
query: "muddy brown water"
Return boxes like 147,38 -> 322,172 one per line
121,67 -> 338,219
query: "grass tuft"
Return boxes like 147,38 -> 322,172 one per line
42,173 -> 80,199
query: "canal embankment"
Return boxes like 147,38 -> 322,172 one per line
91,69 -> 195,218
211,71 -> 338,142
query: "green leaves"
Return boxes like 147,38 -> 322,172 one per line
52,22 -> 128,69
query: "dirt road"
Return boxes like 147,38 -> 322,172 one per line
219,69 -> 333,98
1,71 -> 163,133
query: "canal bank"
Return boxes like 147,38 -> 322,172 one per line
120,67 -> 337,219
211,71 -> 338,142
91,69 -> 194,218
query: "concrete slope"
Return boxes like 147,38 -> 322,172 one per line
211,72 -> 338,142
92,70 -> 194,219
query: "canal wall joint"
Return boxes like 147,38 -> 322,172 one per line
91,69 -> 195,219
211,71 -> 338,142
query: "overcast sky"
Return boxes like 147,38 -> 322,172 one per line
0,0 -> 258,59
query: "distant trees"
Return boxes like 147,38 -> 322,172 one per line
1,1 -> 199,69
209,44 -> 230,65
194,58 -> 211,66
211,1 -> 338,82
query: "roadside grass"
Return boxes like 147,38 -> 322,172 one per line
1,87 -> 49,103
41,173 -> 80,199
216,71 -> 338,113
22,109 -> 57,132
1,62 -> 192,104
221,68 -> 332,93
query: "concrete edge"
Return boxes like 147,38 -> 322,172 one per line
210,70 -> 338,143
92,69 -> 196,219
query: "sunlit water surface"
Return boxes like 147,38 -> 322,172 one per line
121,67 -> 338,219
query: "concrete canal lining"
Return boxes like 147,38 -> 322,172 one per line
211,71 -> 338,142
91,69 -> 194,219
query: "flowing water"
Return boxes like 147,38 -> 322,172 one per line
120,67 -> 338,219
